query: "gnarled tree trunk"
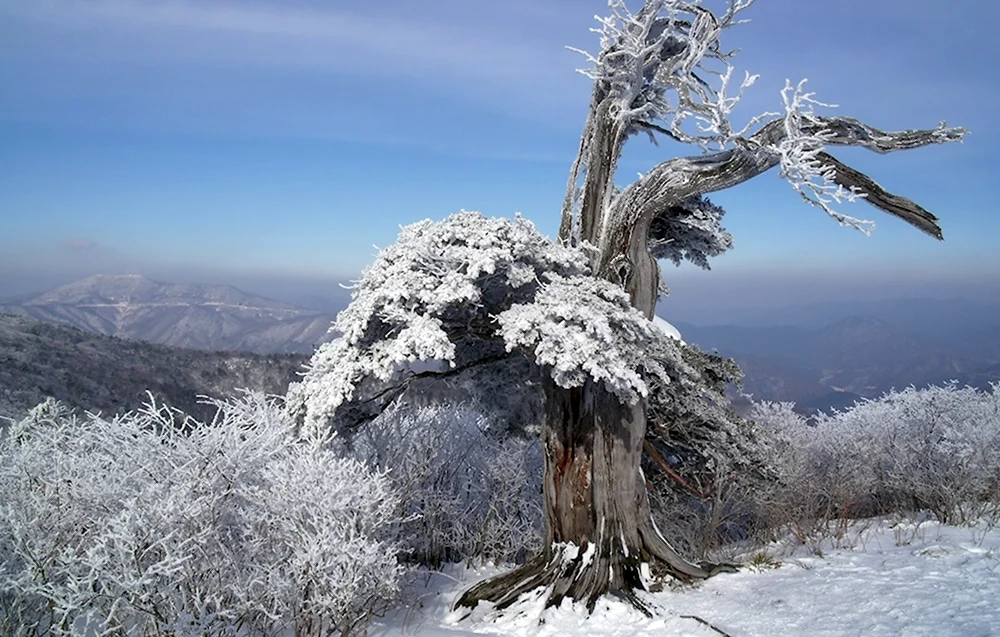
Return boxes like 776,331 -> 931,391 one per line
456,372 -> 717,613
457,97 -> 722,611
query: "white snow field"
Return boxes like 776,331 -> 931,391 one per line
371,518 -> 1000,637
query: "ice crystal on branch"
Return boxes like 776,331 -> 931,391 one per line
569,0 -> 762,150
771,79 -> 873,233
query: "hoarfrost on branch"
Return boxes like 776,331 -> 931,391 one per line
561,0 -> 967,247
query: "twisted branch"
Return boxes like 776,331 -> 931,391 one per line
817,151 -> 944,240
603,117 -> 964,267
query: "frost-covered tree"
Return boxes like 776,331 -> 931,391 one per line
289,0 -> 964,615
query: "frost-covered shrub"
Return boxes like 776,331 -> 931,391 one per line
742,400 -> 858,541
749,384 -> 1000,536
651,385 -> 1000,558
341,402 -> 542,567
0,394 -> 401,637
816,384 -> 1000,524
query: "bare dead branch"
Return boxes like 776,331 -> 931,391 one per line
817,152 -> 944,240
634,120 -> 684,143
611,115 -> 962,256
339,351 -> 517,430
680,614 -> 738,637
644,439 -> 710,498
806,117 -> 967,154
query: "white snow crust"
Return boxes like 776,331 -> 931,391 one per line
652,315 -> 684,344
368,518 -> 1000,637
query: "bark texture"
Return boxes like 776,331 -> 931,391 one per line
455,377 -> 713,614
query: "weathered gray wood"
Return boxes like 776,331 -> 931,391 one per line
817,151 -> 944,240
456,376 -> 702,614
607,117 -> 963,273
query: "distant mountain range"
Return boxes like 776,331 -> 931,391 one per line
0,313 -> 307,423
2,275 -> 997,418
666,297 -> 1000,362
0,274 -> 337,354
673,311 -> 1000,413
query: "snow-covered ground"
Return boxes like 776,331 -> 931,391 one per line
371,517 -> 1000,637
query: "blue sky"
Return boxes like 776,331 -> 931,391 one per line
1,0 -> 997,310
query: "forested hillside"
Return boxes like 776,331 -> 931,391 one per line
0,313 -> 306,422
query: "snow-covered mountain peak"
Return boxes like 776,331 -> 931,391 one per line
2,274 -> 340,353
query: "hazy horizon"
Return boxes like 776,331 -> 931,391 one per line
3,264 -> 997,323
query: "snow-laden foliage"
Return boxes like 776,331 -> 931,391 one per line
288,211 -> 692,430
648,195 -> 733,268
0,395 -> 401,637
287,212 -> 587,430
341,402 -> 542,567
334,211 -> 588,346
498,273 -> 689,403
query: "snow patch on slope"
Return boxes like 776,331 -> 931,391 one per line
652,315 -> 684,344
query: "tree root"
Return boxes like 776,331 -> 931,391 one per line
454,537 -> 737,617
454,554 -> 554,613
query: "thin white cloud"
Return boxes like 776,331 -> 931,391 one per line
61,238 -> 99,252
0,0 -> 594,133
6,0 -> 574,88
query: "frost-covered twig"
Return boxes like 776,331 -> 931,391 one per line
770,79 -> 873,233
568,0 -> 761,150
